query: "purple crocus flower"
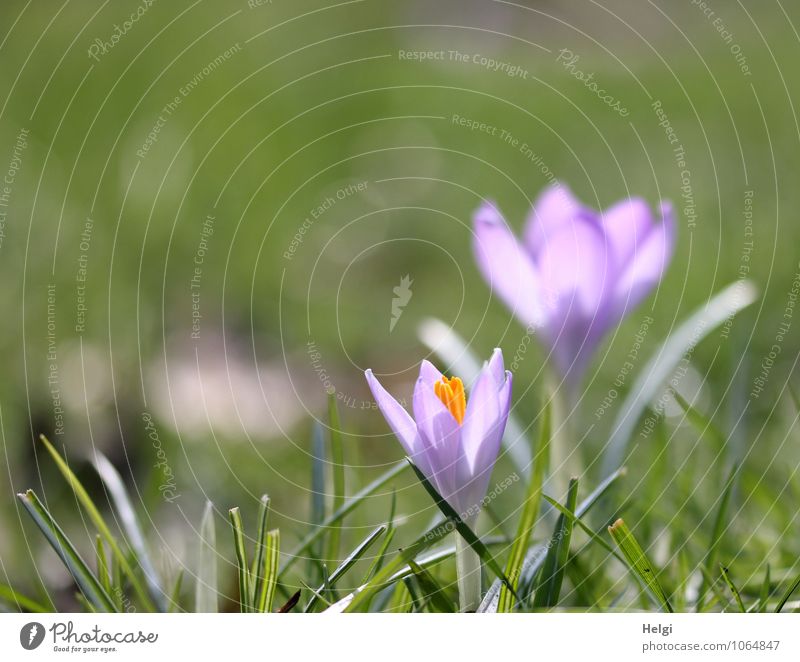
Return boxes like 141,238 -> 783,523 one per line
473,183 -> 675,386
365,349 -> 512,519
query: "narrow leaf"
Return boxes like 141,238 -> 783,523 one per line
775,569 -> 800,613
166,569 -> 182,612
332,520 -> 452,612
93,452 -> 166,610
280,461 -> 408,577
195,501 -> 218,613
251,495 -> 271,605
719,564 -> 746,612
602,280 -> 758,476
326,394 -> 346,564
0,584 -> 53,613
407,459 -> 515,594
533,478 -> 578,608
758,564 -> 771,613
17,490 -> 116,612
608,518 -> 673,612
499,400 -> 550,612
39,435 -> 155,611
228,507 -> 251,613
306,525 -> 385,612
309,422 -> 327,580
363,491 -> 397,583
698,463 -> 738,610
256,530 -> 280,613
673,392 -> 727,451
96,536 -> 111,597
408,560 -> 456,612
484,466 -> 627,610
543,495 -> 623,562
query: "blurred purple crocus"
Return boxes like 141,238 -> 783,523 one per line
365,349 -> 512,520
473,183 -> 676,386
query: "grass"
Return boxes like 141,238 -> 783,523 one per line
6,279 -> 800,613
1,2 -> 799,614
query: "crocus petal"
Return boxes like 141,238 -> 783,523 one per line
473,201 -> 547,329
536,213 -> 613,317
365,370 -> 435,480
534,215 -> 615,383
460,364 -> 503,476
413,377 -> 463,504
365,370 -> 417,457
454,365 -> 509,515
418,359 -> 443,388
486,347 -> 505,387
610,202 -> 676,323
523,183 -> 587,259
598,197 -> 654,267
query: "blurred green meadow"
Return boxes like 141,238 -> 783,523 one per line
1,0 -> 800,611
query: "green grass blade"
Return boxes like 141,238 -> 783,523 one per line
349,536 -> 506,613
301,578 -> 332,608
602,280 -> 758,476
697,463 -> 738,610
364,528 -> 396,583
577,467 -> 628,519
168,569 -> 184,613
93,452 -> 166,611
719,564 -> 746,612
543,495 -> 623,562
326,394 -> 346,564
17,490 -> 117,612
758,564 -> 771,613
279,460 -> 408,577
39,435 -> 155,611
608,518 -> 673,612
96,536 -> 111,596
360,494 -> 399,610
406,459 -> 515,594
195,501 -> 218,613
408,560 -> 456,612
338,519 -> 452,612
0,584 -> 53,613
363,490 -> 397,584
228,507 -> 251,613
386,582 -> 411,613
306,525 -> 385,612
499,400 -> 550,612
698,564 -> 729,610
403,576 -> 423,612
482,466 -> 627,611
251,495 -> 270,603
311,423 -> 327,524
533,478 -> 578,608
775,569 -> 800,613
672,392 -> 728,451
75,593 -> 98,613
112,553 -> 123,611
309,422 -> 327,579
256,529 -> 280,613
386,537 -> 505,584
418,318 -> 531,475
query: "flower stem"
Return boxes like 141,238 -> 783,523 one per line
455,532 -> 481,612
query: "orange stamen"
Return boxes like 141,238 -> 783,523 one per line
434,375 -> 466,425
